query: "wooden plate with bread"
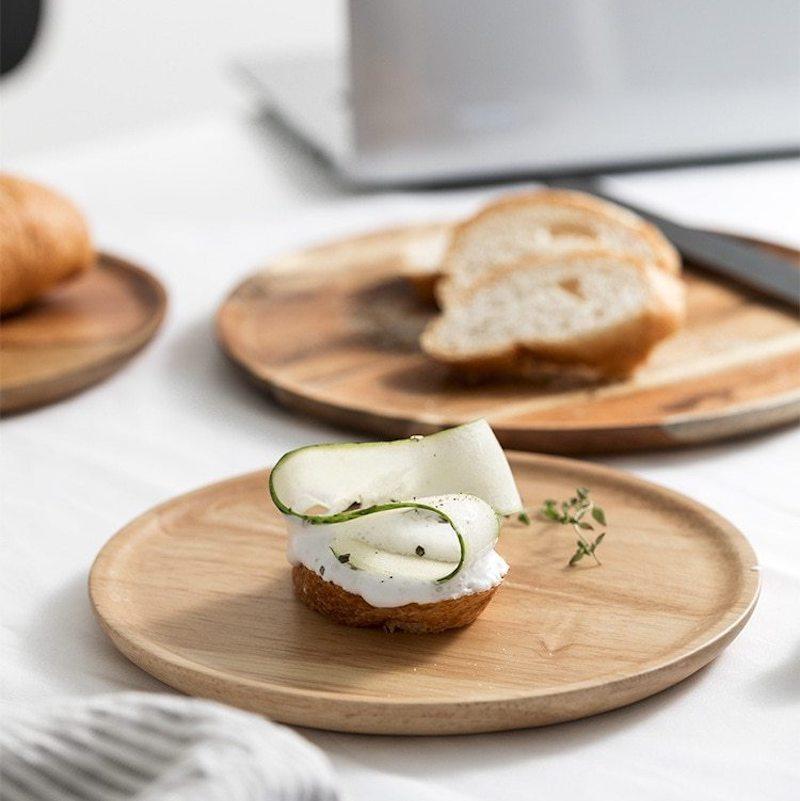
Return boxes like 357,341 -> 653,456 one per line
217,190 -> 800,453
0,175 -> 166,414
89,449 -> 759,735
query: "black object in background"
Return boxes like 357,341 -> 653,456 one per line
1,0 -> 42,76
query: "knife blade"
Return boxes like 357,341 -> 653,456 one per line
550,177 -> 799,306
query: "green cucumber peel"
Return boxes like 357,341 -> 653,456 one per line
271,470 -> 465,582
269,421 -> 520,583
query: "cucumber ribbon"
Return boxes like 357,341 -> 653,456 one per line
269,420 -> 522,582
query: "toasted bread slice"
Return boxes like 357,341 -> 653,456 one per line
292,564 -> 499,633
435,189 -> 680,305
422,250 -> 686,379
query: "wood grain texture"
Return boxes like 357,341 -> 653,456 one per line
0,253 -> 166,414
216,225 -> 800,453
89,454 -> 759,735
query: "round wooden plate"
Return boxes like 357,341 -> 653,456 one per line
90,453 -> 759,735
217,225 -> 800,453
0,252 -> 166,414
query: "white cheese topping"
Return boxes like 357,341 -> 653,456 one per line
287,517 -> 508,608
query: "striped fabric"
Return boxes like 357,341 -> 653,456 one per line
0,693 -> 338,801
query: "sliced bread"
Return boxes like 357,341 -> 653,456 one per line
292,564 -> 498,633
435,189 -> 680,305
421,250 -> 686,378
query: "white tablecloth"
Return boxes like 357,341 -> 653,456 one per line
2,114 -> 799,800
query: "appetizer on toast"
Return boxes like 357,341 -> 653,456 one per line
270,420 -> 522,633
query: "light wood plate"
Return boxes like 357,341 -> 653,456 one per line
0,252 -> 166,414
217,225 -> 800,453
90,453 -> 759,735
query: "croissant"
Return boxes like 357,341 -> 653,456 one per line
0,174 -> 94,314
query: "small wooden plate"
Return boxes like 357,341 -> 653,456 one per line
217,225 -> 800,453
0,253 -> 166,414
90,454 -> 759,735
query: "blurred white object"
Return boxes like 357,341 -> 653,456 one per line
0,693 -> 338,801
242,0 -> 800,185
1,0 -> 343,160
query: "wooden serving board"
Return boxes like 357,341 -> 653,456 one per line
217,225 -> 800,453
90,453 -> 759,735
0,252 -> 166,414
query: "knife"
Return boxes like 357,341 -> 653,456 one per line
550,177 -> 799,306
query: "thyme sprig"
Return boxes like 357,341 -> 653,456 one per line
518,487 -> 608,567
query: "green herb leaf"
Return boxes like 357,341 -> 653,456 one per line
542,487 -> 609,567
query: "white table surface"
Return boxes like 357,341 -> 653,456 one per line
2,113 -> 799,801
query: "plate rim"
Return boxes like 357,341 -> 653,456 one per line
217,326 -> 800,436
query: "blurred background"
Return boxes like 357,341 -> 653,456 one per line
4,0 -> 798,182
2,0 -> 343,160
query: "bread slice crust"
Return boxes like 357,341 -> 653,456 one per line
292,564 -> 499,633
